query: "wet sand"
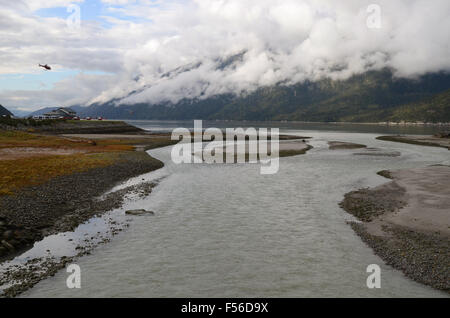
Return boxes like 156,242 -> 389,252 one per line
223,139 -> 312,154
378,166 -> 450,235
341,165 -> 450,292
193,139 -> 313,161
377,135 -> 450,150
328,141 -> 366,150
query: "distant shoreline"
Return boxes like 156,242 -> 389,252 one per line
123,118 -> 450,126
377,135 -> 450,150
0,118 -> 147,135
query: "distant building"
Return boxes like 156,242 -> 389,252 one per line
39,107 -> 77,119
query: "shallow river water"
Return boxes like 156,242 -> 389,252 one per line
22,122 -> 449,297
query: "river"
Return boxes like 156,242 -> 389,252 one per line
22,121 -> 449,297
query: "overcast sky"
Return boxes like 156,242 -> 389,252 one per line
1,0 -> 449,112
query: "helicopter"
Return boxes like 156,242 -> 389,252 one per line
38,64 -> 52,70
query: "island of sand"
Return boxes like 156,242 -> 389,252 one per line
341,165 -> 450,293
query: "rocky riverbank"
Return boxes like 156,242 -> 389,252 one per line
340,165 -> 450,293
0,179 -> 162,297
0,130 -> 177,262
0,151 -> 163,262
0,124 -> 179,297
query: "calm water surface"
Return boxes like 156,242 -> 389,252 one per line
22,122 -> 449,297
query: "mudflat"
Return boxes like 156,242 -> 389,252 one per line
341,165 -> 450,292
328,141 -> 366,150
377,135 -> 450,150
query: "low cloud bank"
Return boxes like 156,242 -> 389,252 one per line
1,0 -> 449,110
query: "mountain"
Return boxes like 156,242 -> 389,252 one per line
27,107 -> 57,117
76,68 -> 450,123
385,89 -> 450,123
0,105 -> 13,116
27,106 -> 86,118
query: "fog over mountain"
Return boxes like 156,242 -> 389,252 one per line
0,0 -> 449,112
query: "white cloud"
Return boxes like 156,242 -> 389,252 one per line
0,0 -> 449,110
23,0 -> 84,11
0,72 -> 117,111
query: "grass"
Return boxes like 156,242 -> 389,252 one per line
0,130 -> 175,196
0,116 -> 122,128
0,116 -> 62,128
0,153 -> 117,196
0,130 -> 135,152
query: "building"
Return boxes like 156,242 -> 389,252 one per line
40,107 -> 77,119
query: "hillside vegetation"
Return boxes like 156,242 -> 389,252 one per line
73,69 -> 450,123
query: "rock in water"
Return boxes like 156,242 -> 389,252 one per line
125,209 -> 155,216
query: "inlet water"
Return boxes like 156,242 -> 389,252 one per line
22,124 -> 449,297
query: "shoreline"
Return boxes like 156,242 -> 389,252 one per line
125,118 -> 450,126
0,151 -> 164,261
0,133 -> 176,297
1,125 -> 448,296
377,135 -> 450,150
0,127 -> 312,297
0,128 -> 178,263
0,127 -> 311,257
0,179 -> 162,297
340,165 -> 450,293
